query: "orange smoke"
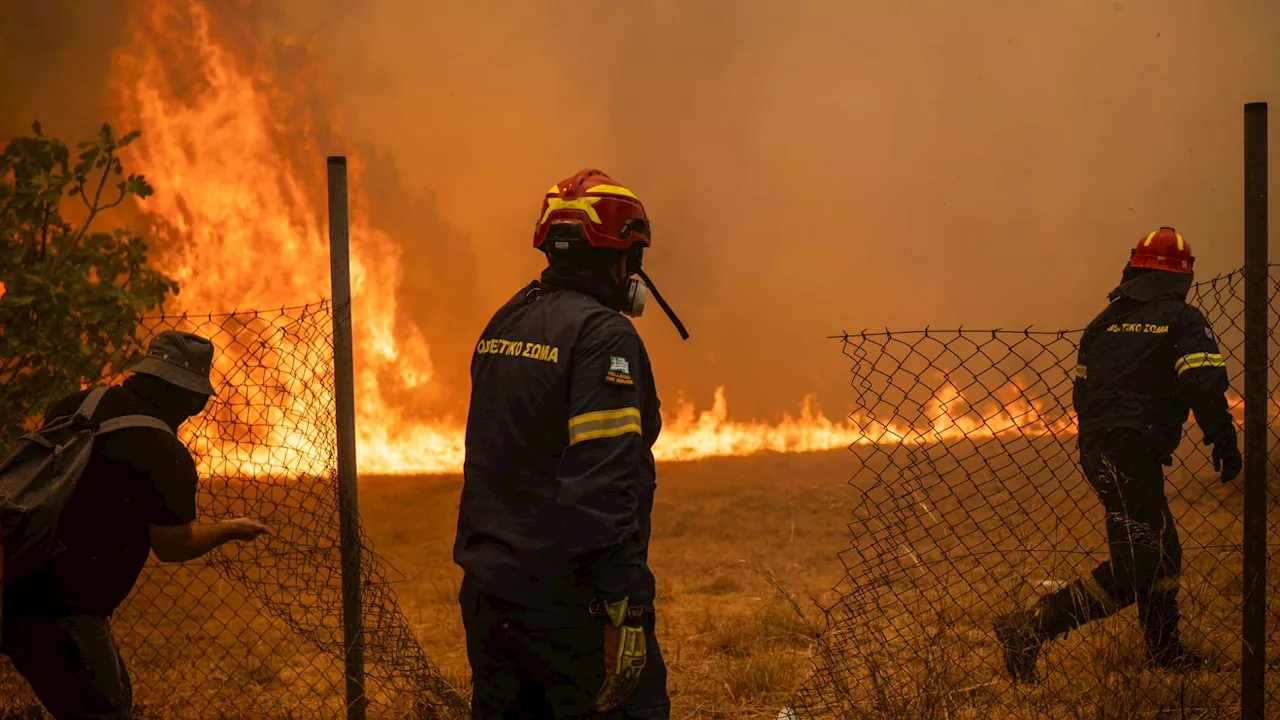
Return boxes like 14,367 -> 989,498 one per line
106,0 -> 1084,477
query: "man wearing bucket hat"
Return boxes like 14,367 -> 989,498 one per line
1,330 -> 272,720
127,329 -> 220,395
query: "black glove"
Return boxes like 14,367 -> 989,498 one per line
1212,440 -> 1242,483
594,597 -> 647,712
1203,423 -> 1242,483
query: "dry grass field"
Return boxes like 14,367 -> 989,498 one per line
359,449 -> 858,720
0,450 -> 856,720
359,442 -> 1280,720
3,444 -> 1276,719
781,438 -> 1280,720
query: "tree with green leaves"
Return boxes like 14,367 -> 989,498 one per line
0,121 -> 178,448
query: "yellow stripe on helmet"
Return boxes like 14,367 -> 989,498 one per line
1142,228 -> 1185,250
585,184 -> 637,199
540,196 -> 602,225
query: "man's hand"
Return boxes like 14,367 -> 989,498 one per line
151,517 -> 273,563
1203,423 -> 1243,484
1212,441 -> 1242,483
595,597 -> 647,712
223,517 -> 273,541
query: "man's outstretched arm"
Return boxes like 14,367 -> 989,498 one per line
149,518 -> 273,563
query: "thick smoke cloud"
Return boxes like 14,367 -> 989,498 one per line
5,1 -> 1279,421
0,2 -> 126,141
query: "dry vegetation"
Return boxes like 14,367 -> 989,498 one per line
359,449 -> 857,720
358,440 -> 1280,720
782,439 -> 1280,720
3,445 -> 1277,719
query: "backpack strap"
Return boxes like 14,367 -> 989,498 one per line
96,415 -> 176,437
75,386 -> 111,421
69,387 -> 175,436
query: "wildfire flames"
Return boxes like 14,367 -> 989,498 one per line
106,0 -> 1088,477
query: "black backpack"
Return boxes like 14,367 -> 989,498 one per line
0,386 -> 175,586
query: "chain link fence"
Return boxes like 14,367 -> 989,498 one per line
0,302 -> 468,719
4,278 -> 1273,719
785,266 -> 1279,719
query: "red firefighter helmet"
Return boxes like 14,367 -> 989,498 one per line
533,169 -> 650,253
1129,226 -> 1193,274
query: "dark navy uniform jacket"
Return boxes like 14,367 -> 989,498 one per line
1073,270 -> 1233,457
454,272 -> 661,615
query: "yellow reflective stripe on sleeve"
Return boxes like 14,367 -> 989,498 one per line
1174,352 -> 1226,376
570,407 -> 642,428
568,407 -> 642,446
1074,364 -> 1087,379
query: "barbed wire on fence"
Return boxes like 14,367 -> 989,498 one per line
788,266 -> 1280,720
0,302 -> 468,719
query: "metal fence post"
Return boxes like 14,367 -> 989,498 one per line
327,156 -> 367,720
1241,101 -> 1268,720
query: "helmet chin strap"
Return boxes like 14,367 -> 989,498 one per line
634,269 -> 690,340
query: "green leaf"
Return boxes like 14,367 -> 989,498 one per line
123,175 -> 153,199
74,147 -> 101,177
0,119 -> 180,449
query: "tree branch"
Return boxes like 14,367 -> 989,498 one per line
0,338 -> 38,390
78,175 -> 93,213
0,351 -> 25,381
100,185 -> 129,212
0,194 -> 16,224
57,148 -> 114,272
39,204 -> 51,261
80,148 -> 113,230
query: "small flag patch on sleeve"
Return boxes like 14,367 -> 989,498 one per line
605,355 -> 634,386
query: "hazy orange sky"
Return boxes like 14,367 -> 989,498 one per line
3,0 -> 1278,421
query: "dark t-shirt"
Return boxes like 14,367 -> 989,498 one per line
5,386 -> 198,617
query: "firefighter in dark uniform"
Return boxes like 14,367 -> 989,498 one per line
455,169 -> 687,719
995,227 -> 1242,683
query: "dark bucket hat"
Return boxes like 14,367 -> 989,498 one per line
126,330 -> 217,396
